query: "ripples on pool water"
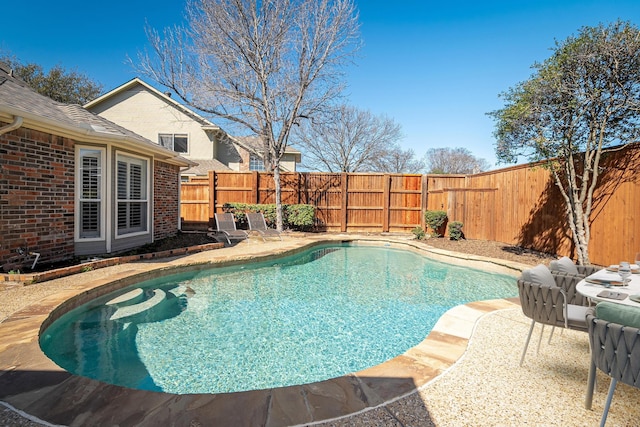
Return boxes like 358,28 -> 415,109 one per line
40,243 -> 516,394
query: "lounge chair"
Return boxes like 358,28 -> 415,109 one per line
208,213 -> 248,245
517,264 -> 589,366
247,212 -> 282,242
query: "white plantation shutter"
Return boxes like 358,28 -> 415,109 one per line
116,154 -> 148,235
79,150 -> 102,238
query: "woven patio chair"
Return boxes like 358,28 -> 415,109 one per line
585,306 -> 640,426
549,256 -> 601,278
518,264 -> 589,366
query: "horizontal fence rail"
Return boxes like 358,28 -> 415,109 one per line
180,146 -> 640,266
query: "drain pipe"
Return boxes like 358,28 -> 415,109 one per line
0,115 -> 23,135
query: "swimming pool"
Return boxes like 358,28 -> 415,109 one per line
40,243 -> 516,394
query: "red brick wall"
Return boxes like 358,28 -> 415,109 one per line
153,160 -> 180,241
0,126 -> 75,269
238,147 -> 251,172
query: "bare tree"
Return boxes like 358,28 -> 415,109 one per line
424,147 -> 490,174
371,147 -> 425,173
136,0 -> 360,230
292,104 -> 406,172
489,21 -> 640,264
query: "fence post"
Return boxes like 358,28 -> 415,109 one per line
208,170 -> 216,228
341,173 -> 348,232
382,174 -> 390,232
251,171 -> 259,204
421,174 -> 428,230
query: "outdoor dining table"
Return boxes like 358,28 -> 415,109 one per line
576,265 -> 640,308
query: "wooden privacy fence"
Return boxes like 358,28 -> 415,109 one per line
180,145 -> 640,266
180,171 -> 425,233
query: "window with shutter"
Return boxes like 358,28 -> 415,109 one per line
78,148 -> 104,239
116,154 -> 149,236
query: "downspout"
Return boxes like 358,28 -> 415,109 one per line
0,115 -> 23,135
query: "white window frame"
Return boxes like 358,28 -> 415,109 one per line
115,152 -> 151,238
158,133 -> 189,154
75,146 -> 106,241
249,153 -> 266,171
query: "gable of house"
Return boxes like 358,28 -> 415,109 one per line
86,78 -> 301,175
86,78 -> 224,161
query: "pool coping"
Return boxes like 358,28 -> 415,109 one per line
0,235 -> 523,427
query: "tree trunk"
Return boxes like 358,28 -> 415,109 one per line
274,167 -> 284,232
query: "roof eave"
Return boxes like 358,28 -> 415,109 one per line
0,109 -> 194,167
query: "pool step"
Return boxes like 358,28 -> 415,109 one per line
106,288 -> 144,307
109,289 -> 166,321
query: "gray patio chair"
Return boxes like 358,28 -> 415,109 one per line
585,306 -> 640,426
518,264 -> 589,366
208,213 -> 248,245
549,256 -> 601,278
246,212 -> 282,242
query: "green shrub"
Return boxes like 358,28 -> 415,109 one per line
285,204 -> 315,231
424,210 -> 448,237
411,226 -> 426,240
222,203 -> 314,231
448,221 -> 464,241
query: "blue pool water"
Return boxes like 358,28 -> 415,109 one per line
40,243 -> 516,394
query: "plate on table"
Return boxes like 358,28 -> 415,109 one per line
630,295 -> 640,304
606,264 -> 640,274
586,278 -> 626,287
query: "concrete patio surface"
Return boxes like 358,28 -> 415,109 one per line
1,234 -> 639,426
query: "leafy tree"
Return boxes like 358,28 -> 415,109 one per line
488,21 -> 640,265
1,55 -> 102,104
423,147 -> 490,174
292,104 -> 412,172
136,0 -> 360,231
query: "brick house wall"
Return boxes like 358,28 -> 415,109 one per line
237,147 -> 251,172
153,160 -> 180,241
0,126 -> 75,268
0,125 -> 184,271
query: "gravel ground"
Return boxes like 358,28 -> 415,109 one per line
421,237 -> 557,266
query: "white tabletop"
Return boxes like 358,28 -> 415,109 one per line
577,267 -> 640,307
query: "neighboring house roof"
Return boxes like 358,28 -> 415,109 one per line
84,77 -> 222,133
0,63 -> 194,167
181,159 -> 231,176
233,135 -> 302,162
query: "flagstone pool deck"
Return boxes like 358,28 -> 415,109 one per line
1,234 -> 639,426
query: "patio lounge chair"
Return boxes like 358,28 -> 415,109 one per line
518,264 -> 589,366
585,306 -> 640,426
247,212 -> 282,242
209,213 -> 248,245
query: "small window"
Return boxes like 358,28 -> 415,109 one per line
249,153 -> 266,171
158,133 -> 188,153
116,154 -> 149,236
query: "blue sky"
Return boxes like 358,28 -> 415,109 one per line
2,0 -> 640,169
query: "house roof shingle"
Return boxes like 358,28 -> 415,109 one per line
181,159 -> 232,176
0,63 -> 193,167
